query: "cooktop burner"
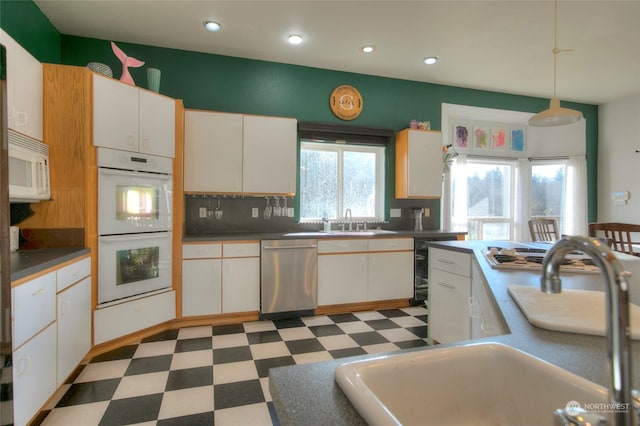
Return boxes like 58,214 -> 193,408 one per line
482,246 -> 599,274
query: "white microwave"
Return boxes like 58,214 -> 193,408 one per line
8,130 -> 51,203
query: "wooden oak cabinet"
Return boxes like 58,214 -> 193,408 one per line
395,129 -> 443,199
0,29 -> 43,141
184,110 -> 296,195
93,73 -> 175,158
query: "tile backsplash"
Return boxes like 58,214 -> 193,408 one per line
184,195 -> 439,235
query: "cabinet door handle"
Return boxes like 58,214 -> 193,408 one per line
127,135 -> 135,146
16,356 -> 31,377
16,111 -> 28,126
32,287 -> 47,296
436,281 -> 455,289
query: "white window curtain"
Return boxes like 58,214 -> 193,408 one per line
564,156 -> 588,236
514,158 -> 531,241
450,154 -> 468,233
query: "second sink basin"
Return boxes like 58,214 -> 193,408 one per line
335,342 -> 607,425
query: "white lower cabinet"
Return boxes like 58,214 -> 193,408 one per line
317,238 -> 413,305
222,257 -> 260,313
368,251 -> 414,301
13,323 -> 57,426
94,290 -> 176,345
57,277 -> 91,386
183,258 -> 222,316
429,267 -> 471,343
318,253 -> 368,305
182,242 -> 260,316
470,261 -> 507,339
429,247 -> 506,344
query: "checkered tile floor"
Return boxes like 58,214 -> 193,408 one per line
37,306 -> 429,425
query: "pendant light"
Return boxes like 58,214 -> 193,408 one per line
529,0 -> 583,127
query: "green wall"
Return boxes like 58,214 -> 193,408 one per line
2,0 -> 599,222
0,0 -> 60,63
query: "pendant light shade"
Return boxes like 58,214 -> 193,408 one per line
529,97 -> 583,127
529,1 -> 583,127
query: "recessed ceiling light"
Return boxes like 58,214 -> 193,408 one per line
288,34 -> 304,45
424,56 -> 438,65
361,46 -> 374,53
204,21 -> 221,32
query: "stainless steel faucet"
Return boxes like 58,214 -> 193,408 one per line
542,236 -> 636,426
345,208 -> 352,231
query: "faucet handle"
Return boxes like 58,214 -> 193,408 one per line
553,407 -> 608,425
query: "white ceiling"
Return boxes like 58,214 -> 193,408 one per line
33,0 -> 640,105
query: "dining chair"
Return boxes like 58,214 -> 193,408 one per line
588,222 -> 640,256
528,218 -> 560,243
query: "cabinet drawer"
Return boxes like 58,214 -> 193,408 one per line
94,290 -> 176,344
57,256 -> 91,292
182,243 -> 222,259
223,242 -> 259,257
13,272 -> 56,349
318,239 -> 368,254
430,247 -> 471,277
368,238 -> 413,252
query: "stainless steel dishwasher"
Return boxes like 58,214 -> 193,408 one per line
261,239 -> 318,319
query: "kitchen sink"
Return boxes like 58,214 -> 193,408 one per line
335,342 -> 608,426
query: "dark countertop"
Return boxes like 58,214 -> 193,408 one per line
11,247 -> 90,282
268,240 -> 640,425
182,229 -> 465,242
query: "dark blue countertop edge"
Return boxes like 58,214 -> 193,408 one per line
11,247 -> 90,282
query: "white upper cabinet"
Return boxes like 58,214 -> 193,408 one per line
0,29 -> 43,140
184,110 -> 243,193
93,74 -> 175,157
242,115 -> 297,195
139,89 -> 176,157
183,110 -> 297,195
395,129 -> 443,198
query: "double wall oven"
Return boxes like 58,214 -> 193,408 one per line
97,148 -> 173,305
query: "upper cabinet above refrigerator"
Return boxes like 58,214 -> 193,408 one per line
0,29 -> 43,141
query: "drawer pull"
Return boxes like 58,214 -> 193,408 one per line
436,258 -> 455,265
437,281 -> 455,289
32,287 -> 47,296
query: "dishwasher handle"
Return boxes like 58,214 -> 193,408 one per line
263,244 -> 317,250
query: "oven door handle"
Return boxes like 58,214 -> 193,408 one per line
99,233 -> 171,243
99,167 -> 171,181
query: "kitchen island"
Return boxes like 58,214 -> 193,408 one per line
269,240 -> 640,425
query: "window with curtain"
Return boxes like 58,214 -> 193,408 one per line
299,141 -> 385,222
450,157 -> 517,240
447,155 -> 587,240
530,157 -> 587,237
